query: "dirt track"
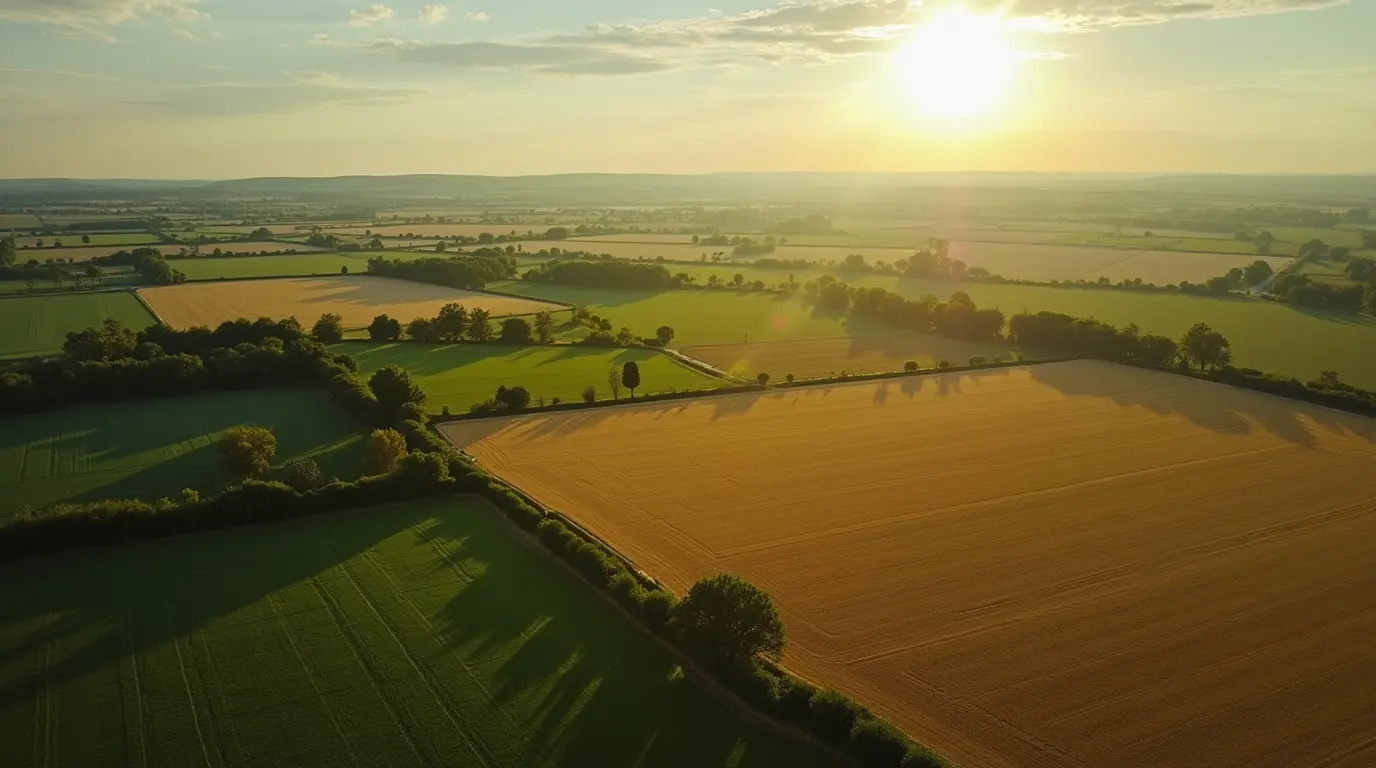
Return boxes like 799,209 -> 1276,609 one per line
140,276 -> 561,329
442,361 -> 1376,768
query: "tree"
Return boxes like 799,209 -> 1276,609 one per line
1242,259 -> 1273,287
655,325 -> 674,346
219,426 -> 276,477
84,264 -> 101,285
615,327 -> 638,346
434,241 -> 447,253
468,308 -> 492,341
581,384 -> 597,404
81,234 -> 91,244
673,574 -> 785,665
499,317 -> 532,344
607,366 -> 623,400
1298,239 -> 1329,259
757,372 -> 770,386
407,317 -> 441,342
368,314 -> 402,341
369,365 -> 426,418
435,303 -> 468,341
494,384 -> 532,411
1178,323 -> 1233,371
622,361 -> 641,399
1317,370 -> 1342,388
533,311 -> 556,343
366,428 -> 408,475
0,236 -> 15,266
312,313 -> 344,343
283,459 -> 325,490
64,318 -> 138,361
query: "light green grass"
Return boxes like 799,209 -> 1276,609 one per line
340,342 -> 723,411
487,280 -> 1376,389
0,292 -> 157,359
0,498 -> 830,768
0,388 -> 366,516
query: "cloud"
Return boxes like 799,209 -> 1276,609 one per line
309,33 -> 337,45
172,28 -> 197,40
466,11 -> 490,21
419,4 -> 447,23
990,0 -> 1351,33
368,40 -> 676,75
130,71 -> 424,115
0,0 -> 205,25
348,4 -> 394,26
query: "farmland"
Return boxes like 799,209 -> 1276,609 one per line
519,238 -> 909,264
0,292 -> 157,359
140,276 -> 565,330
8,245 -> 142,262
191,241 -> 329,254
0,498 -> 829,768
14,233 -> 161,248
341,342 -> 723,413
175,253 -> 374,280
0,388 -> 364,516
443,360 -> 1376,768
682,335 -> 1013,380
0,213 -> 42,229
487,280 -> 1376,388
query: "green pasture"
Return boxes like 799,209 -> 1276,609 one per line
0,292 -> 157,359
0,498 -> 828,768
175,251 -> 443,281
0,388 -> 365,516
487,279 -> 1376,388
340,342 -> 723,412
1267,227 -> 1365,249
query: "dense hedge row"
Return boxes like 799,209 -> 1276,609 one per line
523,258 -> 682,290
366,253 -> 516,289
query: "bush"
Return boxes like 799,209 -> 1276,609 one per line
903,361 -> 919,372
219,426 -> 276,477
900,746 -> 946,768
673,573 -> 785,666
811,688 -> 865,744
851,717 -> 911,768
282,459 -> 325,491
937,360 -> 952,369
641,589 -> 676,632
312,313 -> 344,344
366,428 -> 408,474
581,385 -> 597,404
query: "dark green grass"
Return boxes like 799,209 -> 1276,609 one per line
487,279 -> 1376,389
0,292 -> 157,359
0,388 -> 365,516
339,342 -> 724,412
0,499 -> 829,768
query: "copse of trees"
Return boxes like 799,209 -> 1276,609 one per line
220,426 -> 276,477
366,253 -> 516,290
524,258 -> 682,290
91,247 -> 185,285
807,277 -> 1007,342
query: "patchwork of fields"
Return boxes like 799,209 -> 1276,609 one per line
0,499 -> 828,768
140,276 -> 565,330
682,335 -> 1015,379
341,342 -> 723,413
443,361 -> 1376,768
0,292 -> 156,359
0,388 -> 365,516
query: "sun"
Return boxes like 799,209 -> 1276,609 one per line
893,9 -> 1017,122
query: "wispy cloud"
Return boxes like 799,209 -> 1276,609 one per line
128,71 -> 424,115
349,4 -> 395,27
172,28 -> 197,41
419,4 -> 448,24
466,11 -> 489,21
993,0 -> 1350,33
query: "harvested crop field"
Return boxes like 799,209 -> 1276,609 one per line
682,335 -> 1014,379
140,276 -> 565,330
443,360 -> 1376,768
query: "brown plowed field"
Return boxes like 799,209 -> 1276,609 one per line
441,360 -> 1376,768
681,335 -> 1015,380
140,276 -> 563,329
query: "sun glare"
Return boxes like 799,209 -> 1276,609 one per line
894,9 -> 1017,122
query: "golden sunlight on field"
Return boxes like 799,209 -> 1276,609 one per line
140,276 -> 562,329
443,361 -> 1376,768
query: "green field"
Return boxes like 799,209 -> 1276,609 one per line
12,233 -> 162,247
0,292 -> 157,359
341,343 -> 724,411
0,388 -> 365,515
488,280 -> 1376,388
175,251 -> 443,281
0,498 -> 828,768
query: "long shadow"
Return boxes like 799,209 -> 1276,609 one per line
1029,361 -> 1376,447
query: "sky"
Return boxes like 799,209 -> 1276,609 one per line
0,0 -> 1373,178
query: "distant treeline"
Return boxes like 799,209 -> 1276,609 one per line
366,252 -> 517,289
523,258 -> 681,290
93,247 -> 185,285
803,276 -> 1006,341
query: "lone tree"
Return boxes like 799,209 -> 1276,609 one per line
369,365 -> 426,419
368,314 -> 402,341
500,317 -> 532,344
1178,323 -> 1232,371
435,303 -> 468,341
366,428 -> 408,474
312,313 -> 344,343
655,325 -> 675,346
622,360 -> 641,399
468,308 -> 493,342
757,372 -> 771,386
533,311 -> 556,344
582,384 -> 597,404
219,426 -> 276,477
673,574 -> 785,667
607,366 -> 623,401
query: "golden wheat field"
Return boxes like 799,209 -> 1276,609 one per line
681,335 -> 1013,380
442,360 -> 1376,768
140,276 -> 564,329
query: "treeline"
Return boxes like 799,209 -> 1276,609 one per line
804,276 -> 1006,341
523,258 -> 682,290
1270,245 -> 1376,312
1008,312 -> 1376,416
366,253 -> 517,289
91,247 -> 186,285
352,304 -> 559,346
1103,206 -> 1371,234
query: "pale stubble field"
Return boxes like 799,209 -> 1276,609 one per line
442,360 -> 1376,768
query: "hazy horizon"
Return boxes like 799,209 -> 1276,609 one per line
2,0 -> 1373,177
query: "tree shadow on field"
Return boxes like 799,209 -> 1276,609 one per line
1284,304 -> 1376,328
424,510 -> 827,768
1029,360 -> 1376,448
0,505 -> 404,716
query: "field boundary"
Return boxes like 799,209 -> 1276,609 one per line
128,287 -> 168,327
469,494 -> 863,768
